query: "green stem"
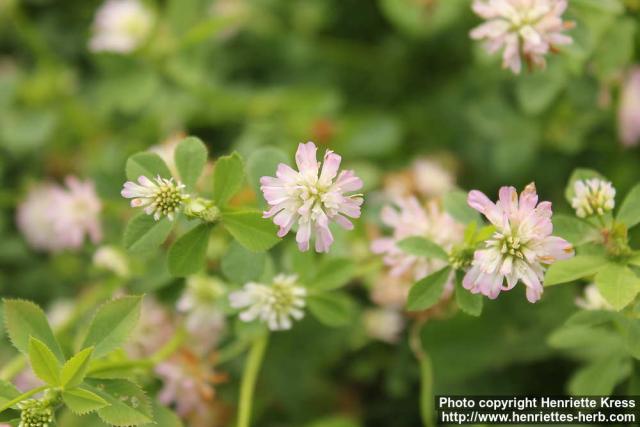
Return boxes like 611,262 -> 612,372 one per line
0,385 -> 48,414
237,334 -> 269,427
410,319 -> 435,427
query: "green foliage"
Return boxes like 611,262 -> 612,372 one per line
454,271 -> 483,317
221,241 -> 267,284
213,152 -> 245,207
123,214 -> 174,253
594,264 -> 640,311
82,296 -> 142,359
0,380 -> 20,408
552,214 -> 598,246
397,237 -> 448,261
617,184 -> 640,229
62,388 -> 109,415
174,136 -> 208,190
307,292 -> 354,327
443,191 -> 480,224
406,267 -> 452,311
544,255 -> 609,286
167,223 -> 213,276
86,379 -> 153,426
125,152 -> 171,182
246,147 -> 289,195
60,347 -> 94,389
221,210 -> 280,252
28,336 -> 62,386
307,258 -> 355,292
3,299 -> 65,362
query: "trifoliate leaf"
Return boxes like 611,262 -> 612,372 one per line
307,292 -> 355,327
61,347 -> 94,389
595,264 -> 640,311
3,299 -> 64,362
406,267 -> 452,311
544,255 -> 609,286
81,296 -> 142,359
174,136 -> 208,190
62,387 -> 109,415
221,210 -> 280,252
213,152 -> 245,207
28,336 -> 62,386
123,213 -> 174,253
126,152 -> 172,182
167,223 -> 213,277
86,379 -> 153,426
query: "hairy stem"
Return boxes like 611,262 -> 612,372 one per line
237,334 -> 269,427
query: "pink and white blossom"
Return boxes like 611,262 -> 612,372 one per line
463,183 -> 574,303
470,0 -> 574,74
618,67 -> 640,147
16,177 -> 102,252
229,274 -> 306,331
260,142 -> 363,252
571,179 -> 615,218
363,308 -> 405,343
121,175 -> 186,220
90,0 -> 153,53
371,198 -> 464,282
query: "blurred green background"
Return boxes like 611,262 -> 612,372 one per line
1,0 -> 640,426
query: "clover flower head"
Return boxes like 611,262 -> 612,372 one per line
619,67 -> 640,147
412,158 -> 455,197
17,399 -> 54,427
464,183 -> 574,303
90,0 -> 153,54
121,175 -> 187,220
470,0 -> 574,74
371,197 -> 464,282
16,177 -> 102,253
156,349 -> 222,417
229,274 -> 306,331
570,178 -> 616,218
260,142 -> 363,253
575,284 -> 613,311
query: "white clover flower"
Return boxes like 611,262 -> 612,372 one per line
121,175 -> 187,220
575,284 -> 613,311
260,142 -> 363,253
470,0 -> 574,74
16,177 -> 102,253
363,308 -> 405,343
90,0 -> 154,54
464,183 -> 574,303
93,245 -> 130,278
229,274 -> 306,331
571,179 -> 616,218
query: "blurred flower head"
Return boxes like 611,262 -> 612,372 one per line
90,0 -> 154,54
16,177 -> 102,253
261,141 -> 364,252
412,158 -> 455,198
464,183 -> 574,302
372,198 -> 464,281
121,175 -> 187,221
229,274 -> 306,331
575,284 -> 613,311
363,308 -> 405,343
618,67 -> 640,147
177,275 -> 227,354
93,245 -> 130,278
571,178 -> 616,218
156,349 -> 224,417
470,0 -> 573,74
371,273 -> 413,309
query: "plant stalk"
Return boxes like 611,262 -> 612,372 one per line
237,334 -> 269,427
